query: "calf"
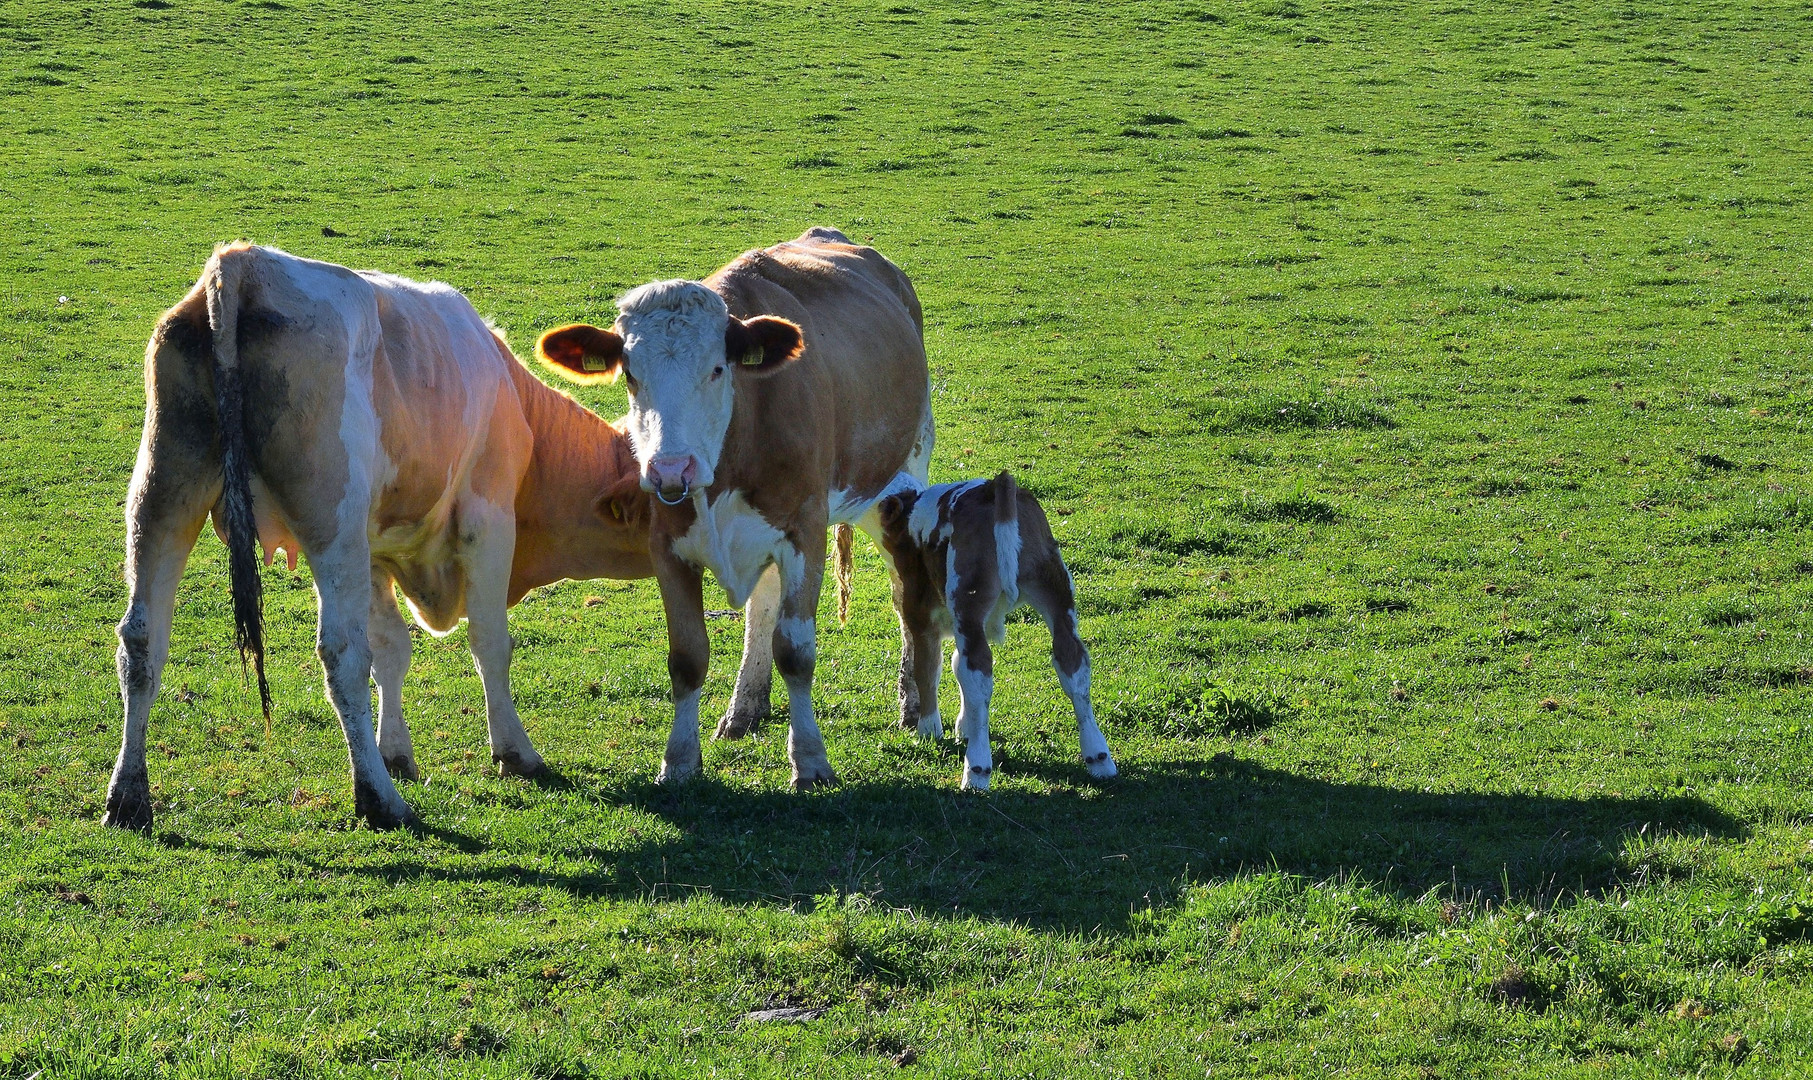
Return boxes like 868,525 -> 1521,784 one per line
876,472 -> 1117,790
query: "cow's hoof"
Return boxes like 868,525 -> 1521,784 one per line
384,754 -> 421,782
494,750 -> 546,780
715,709 -> 763,740
657,756 -> 703,786
102,781 -> 153,832
353,779 -> 417,830
791,769 -> 839,792
915,711 -> 944,742
356,799 -> 418,831
961,764 -> 993,792
1084,752 -> 1119,781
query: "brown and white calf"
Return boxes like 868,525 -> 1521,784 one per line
106,243 -> 692,830
537,228 -> 933,789
875,472 -> 1117,790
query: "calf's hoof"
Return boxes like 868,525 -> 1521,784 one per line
1083,751 -> 1119,780
914,712 -> 944,742
493,749 -> 547,779
961,764 -> 993,791
791,769 -> 839,792
102,780 -> 154,832
384,754 -> 421,782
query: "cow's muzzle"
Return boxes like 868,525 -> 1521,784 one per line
646,455 -> 699,506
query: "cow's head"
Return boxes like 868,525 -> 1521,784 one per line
537,281 -> 803,503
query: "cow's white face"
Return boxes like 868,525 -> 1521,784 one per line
535,280 -> 803,504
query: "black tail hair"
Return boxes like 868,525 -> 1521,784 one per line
204,248 -> 271,722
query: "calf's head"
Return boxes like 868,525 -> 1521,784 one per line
537,281 -> 802,503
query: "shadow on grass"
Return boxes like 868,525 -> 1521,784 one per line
201,753 -> 1742,932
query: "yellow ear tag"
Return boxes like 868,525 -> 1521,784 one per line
741,345 -> 765,367
581,353 -> 612,373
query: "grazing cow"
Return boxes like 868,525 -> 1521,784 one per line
875,472 -> 1117,790
105,243 -> 695,831
537,227 -> 933,789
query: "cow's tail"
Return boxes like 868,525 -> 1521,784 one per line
833,523 -> 854,626
204,247 -> 272,724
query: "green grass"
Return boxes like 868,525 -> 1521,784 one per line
5,0 -> 1813,1074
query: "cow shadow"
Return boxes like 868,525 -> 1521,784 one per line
229,750 -> 1741,932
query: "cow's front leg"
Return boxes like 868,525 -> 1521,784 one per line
773,537 -> 836,790
655,549 -> 709,784
718,564 -> 780,739
461,505 -> 544,779
311,543 -> 414,828
368,571 -> 418,781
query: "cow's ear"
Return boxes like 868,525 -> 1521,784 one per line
537,323 -> 624,385
724,315 -> 803,375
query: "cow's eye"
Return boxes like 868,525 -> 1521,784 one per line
623,372 -> 640,393
710,365 -> 725,380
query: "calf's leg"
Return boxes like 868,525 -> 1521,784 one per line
857,510 -> 926,732
1023,567 -> 1117,780
951,620 -> 995,791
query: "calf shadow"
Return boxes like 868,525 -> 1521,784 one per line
278,751 -> 1742,932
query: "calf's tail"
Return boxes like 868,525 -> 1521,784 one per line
992,470 -> 1021,598
204,248 -> 272,723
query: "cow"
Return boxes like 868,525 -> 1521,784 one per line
536,227 -> 933,789
104,243 -> 778,831
875,472 -> 1118,790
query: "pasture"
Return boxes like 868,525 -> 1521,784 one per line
3,0 -> 1813,1073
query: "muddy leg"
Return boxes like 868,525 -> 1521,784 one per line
369,572 -> 419,781
718,564 -> 780,739
106,478 -> 211,831
311,541 -> 414,828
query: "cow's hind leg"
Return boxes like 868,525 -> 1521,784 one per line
310,540 -> 415,827
718,564 -> 780,739
460,503 -> 545,779
774,537 -> 836,790
369,572 -> 418,781
106,461 -> 214,831
1022,564 -> 1116,780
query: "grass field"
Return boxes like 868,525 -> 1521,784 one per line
4,0 -> 1813,1073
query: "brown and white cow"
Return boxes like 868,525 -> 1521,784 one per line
875,472 -> 1117,790
107,243 -> 712,830
537,228 -> 933,789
